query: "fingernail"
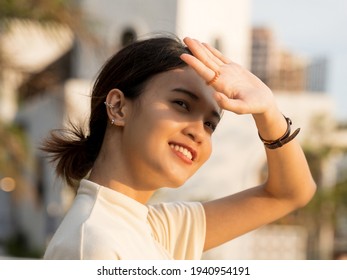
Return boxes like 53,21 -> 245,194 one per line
213,92 -> 222,101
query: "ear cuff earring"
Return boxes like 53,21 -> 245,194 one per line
104,102 -> 116,125
104,101 -> 115,108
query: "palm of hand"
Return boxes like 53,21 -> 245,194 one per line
180,37 -> 275,116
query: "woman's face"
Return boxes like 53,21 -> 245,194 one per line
121,66 -> 221,189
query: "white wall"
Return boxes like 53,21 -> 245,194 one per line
78,0 -> 178,79
176,0 -> 251,66
77,0 -> 251,78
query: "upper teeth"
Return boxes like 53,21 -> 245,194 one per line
170,144 -> 193,160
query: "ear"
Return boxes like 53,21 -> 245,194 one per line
105,89 -> 128,126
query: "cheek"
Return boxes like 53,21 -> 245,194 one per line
196,141 -> 212,169
125,112 -> 171,151
203,143 -> 213,163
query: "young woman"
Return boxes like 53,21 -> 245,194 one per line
42,35 -> 316,259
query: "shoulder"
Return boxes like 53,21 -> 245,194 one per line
44,181 -> 122,259
148,201 -> 205,219
147,201 -> 206,259
148,200 -> 205,230
147,201 -> 205,230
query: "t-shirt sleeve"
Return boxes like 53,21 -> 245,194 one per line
147,201 -> 206,260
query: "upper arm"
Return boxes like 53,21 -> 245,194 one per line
202,184 -> 298,251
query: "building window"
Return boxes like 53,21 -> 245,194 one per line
121,28 -> 137,47
213,37 -> 223,52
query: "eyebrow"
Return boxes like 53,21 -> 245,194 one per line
172,88 -> 222,121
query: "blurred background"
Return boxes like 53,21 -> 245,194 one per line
0,0 -> 346,260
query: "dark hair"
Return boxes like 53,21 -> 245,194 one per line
42,35 -> 192,188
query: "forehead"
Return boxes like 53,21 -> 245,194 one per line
157,67 -> 210,91
144,67 -> 221,111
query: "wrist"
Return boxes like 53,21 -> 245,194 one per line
258,116 -> 300,149
253,107 -> 287,140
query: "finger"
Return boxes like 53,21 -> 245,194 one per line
193,39 -> 223,67
213,92 -> 248,115
183,37 -> 220,71
202,42 -> 232,64
180,53 -> 215,82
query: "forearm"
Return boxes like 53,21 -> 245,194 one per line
253,107 -> 316,207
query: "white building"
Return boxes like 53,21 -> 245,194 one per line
76,0 -> 251,79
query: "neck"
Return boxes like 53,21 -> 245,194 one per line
88,169 -> 155,204
89,129 -> 158,204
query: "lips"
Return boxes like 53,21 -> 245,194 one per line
169,142 -> 196,162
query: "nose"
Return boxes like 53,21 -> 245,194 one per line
183,120 -> 205,144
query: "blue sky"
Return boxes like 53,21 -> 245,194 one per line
251,0 -> 347,121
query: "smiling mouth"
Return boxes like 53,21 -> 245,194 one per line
169,143 -> 194,161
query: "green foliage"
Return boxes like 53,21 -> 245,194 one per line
4,231 -> 43,258
0,0 -> 76,23
0,0 -> 97,55
0,121 -> 29,179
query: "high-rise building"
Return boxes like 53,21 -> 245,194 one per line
251,27 -> 277,86
307,57 -> 328,92
271,49 -> 308,92
251,27 -> 327,93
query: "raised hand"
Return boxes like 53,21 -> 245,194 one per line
180,38 -> 315,253
180,37 -> 276,116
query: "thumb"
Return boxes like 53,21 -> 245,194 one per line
213,92 -> 247,115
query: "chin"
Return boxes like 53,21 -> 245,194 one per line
151,164 -> 197,189
142,174 -> 187,190
163,174 -> 192,189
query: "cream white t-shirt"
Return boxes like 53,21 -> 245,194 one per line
43,179 -> 206,260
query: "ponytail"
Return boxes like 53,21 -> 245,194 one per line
41,119 -> 106,188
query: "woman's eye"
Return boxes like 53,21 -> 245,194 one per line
174,100 -> 189,110
205,121 -> 217,132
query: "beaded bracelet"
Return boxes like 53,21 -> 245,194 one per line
258,116 -> 300,149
